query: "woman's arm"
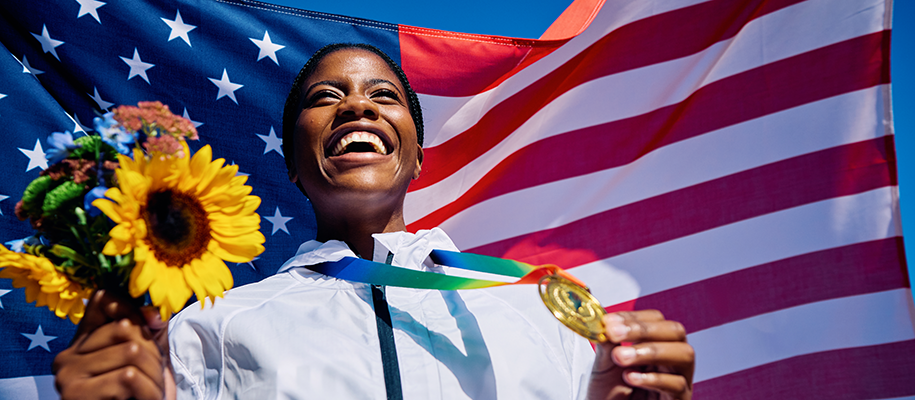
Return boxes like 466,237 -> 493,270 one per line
588,310 -> 695,400
52,290 -> 175,400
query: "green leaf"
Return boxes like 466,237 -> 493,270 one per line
49,244 -> 94,268
71,135 -> 118,161
74,206 -> 88,226
20,175 -> 54,218
98,252 -> 112,273
42,181 -> 85,217
114,251 -> 134,269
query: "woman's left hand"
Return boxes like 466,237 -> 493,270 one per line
587,310 -> 695,400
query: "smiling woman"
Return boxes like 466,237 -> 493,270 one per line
51,43 -> 695,400
281,42 -> 425,177
282,44 -> 426,258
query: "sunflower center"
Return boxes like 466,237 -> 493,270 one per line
142,189 -> 211,267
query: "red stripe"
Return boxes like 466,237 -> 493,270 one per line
398,30 -> 559,97
539,0 -> 606,40
405,0 -> 808,189
465,136 -> 897,267
693,339 -> 915,399
604,237 -> 909,333
407,32 -> 891,231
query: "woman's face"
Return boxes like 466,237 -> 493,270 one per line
290,48 -> 422,210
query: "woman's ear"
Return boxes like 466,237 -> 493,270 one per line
413,144 -> 423,179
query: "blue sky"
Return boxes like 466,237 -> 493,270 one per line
267,0 -> 915,282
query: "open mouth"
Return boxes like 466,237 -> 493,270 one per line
329,131 -> 390,157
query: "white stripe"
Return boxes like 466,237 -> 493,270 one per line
575,187 -> 901,306
689,289 -> 915,382
0,375 -> 58,400
420,0 -> 884,148
419,0 -> 712,146
409,0 -> 887,224
421,87 -> 885,248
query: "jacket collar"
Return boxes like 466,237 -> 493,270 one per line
277,228 -> 458,274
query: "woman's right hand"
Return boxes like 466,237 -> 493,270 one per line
52,289 -> 173,400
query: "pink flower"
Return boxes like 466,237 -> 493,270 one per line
143,135 -> 182,155
113,101 -> 199,142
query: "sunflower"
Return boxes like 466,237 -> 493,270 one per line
0,245 -> 92,324
94,142 -> 265,319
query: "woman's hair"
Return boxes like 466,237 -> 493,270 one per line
281,43 -> 425,181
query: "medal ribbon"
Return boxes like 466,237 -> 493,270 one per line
305,249 -> 587,290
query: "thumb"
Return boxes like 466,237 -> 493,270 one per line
140,306 -> 170,358
141,306 -> 168,330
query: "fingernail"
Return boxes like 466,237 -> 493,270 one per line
606,313 -> 624,324
610,322 -> 630,340
627,371 -> 645,384
615,346 -> 636,364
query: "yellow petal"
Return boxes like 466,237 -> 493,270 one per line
195,161 -> 224,196
102,239 -> 132,256
129,255 -> 158,298
93,198 -> 124,223
108,223 -> 135,242
211,230 -> 266,247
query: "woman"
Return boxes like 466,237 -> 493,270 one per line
53,43 -> 694,400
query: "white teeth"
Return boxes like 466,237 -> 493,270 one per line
332,131 -> 387,156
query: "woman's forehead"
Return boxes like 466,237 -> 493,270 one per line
307,48 -> 401,86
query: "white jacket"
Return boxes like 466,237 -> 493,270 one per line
169,228 -> 595,399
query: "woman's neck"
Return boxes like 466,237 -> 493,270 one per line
314,210 -> 407,260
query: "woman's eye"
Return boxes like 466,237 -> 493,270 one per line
307,91 -> 339,106
372,89 -> 400,101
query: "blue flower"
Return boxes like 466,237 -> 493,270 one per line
5,236 -> 41,253
46,131 -> 80,164
84,186 -> 109,217
94,112 -> 134,155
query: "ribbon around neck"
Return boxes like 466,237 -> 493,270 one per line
304,249 -> 587,290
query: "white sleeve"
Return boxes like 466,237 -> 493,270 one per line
567,333 -> 596,400
168,306 -> 220,400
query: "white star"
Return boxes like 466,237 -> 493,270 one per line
208,69 -> 243,104
182,108 -> 203,128
250,31 -> 285,65
71,114 -> 90,134
0,289 -> 10,308
161,10 -> 196,47
265,207 -> 292,235
31,25 -> 65,61
238,256 -> 260,271
75,0 -> 105,23
87,86 -> 113,110
0,194 -> 8,216
20,55 -> 44,75
119,48 -> 154,84
257,127 -> 283,156
22,325 -> 56,352
19,139 -> 48,172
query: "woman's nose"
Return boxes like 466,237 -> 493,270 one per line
337,94 -> 378,119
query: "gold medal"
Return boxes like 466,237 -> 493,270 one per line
538,273 -> 607,342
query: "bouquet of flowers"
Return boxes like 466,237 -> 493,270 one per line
0,101 -> 265,323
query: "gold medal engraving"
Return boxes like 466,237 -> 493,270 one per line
538,274 -> 607,342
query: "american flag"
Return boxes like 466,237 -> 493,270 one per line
0,0 -> 911,398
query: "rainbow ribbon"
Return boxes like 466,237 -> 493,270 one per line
306,249 -> 587,290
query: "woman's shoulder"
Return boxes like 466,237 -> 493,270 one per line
169,272 -> 301,327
